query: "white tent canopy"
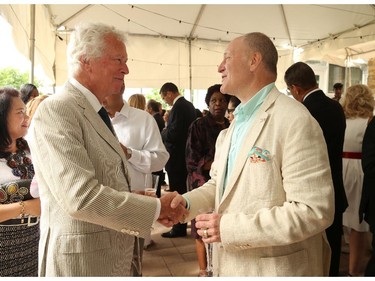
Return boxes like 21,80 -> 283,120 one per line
1,3 -> 375,90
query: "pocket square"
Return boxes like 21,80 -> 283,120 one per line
248,146 -> 271,163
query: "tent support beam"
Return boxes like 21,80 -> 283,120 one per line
188,4 -> 206,101
29,4 -> 35,84
280,4 -> 293,47
56,4 -> 93,27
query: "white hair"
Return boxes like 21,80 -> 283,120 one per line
67,22 -> 126,77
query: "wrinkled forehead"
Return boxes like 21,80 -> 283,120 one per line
225,36 -> 247,55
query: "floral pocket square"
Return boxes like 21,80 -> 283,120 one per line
248,146 -> 271,163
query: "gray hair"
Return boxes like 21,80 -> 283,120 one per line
67,22 -> 126,76
243,32 -> 278,75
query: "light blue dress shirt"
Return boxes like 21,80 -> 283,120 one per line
223,83 -> 275,192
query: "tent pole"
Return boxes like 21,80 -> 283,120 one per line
29,4 -> 36,84
189,39 -> 193,103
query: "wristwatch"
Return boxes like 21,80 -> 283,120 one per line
126,148 -> 132,159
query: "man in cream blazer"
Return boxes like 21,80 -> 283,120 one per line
171,33 -> 334,276
28,22 -> 185,276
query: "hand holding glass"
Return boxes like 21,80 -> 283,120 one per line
198,208 -> 215,277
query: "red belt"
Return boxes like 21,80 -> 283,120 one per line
342,152 -> 362,159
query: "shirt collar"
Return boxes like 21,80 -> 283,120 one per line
113,100 -> 130,119
303,88 -> 320,102
234,82 -> 275,122
173,95 -> 183,105
69,78 -> 102,113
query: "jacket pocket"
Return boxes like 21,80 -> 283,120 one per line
58,230 -> 111,254
258,249 -> 309,276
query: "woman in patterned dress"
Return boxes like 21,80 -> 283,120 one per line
186,84 -> 230,276
0,87 -> 41,276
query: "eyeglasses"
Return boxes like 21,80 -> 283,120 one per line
227,108 -> 235,113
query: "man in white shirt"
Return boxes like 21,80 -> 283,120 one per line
103,86 -> 169,250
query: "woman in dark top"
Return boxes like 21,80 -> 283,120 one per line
186,84 -> 230,276
0,87 -> 40,276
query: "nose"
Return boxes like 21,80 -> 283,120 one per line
218,60 -> 225,73
123,63 -> 129,75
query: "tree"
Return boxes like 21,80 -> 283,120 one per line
0,67 -> 39,89
145,88 -> 169,109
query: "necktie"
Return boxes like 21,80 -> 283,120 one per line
98,107 -> 115,135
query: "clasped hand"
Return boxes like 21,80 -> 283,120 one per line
195,212 -> 222,243
158,192 -> 188,227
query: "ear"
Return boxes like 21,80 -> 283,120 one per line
248,52 -> 262,71
80,55 -> 91,71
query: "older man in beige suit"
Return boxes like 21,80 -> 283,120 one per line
171,32 -> 334,276
28,22 -> 186,276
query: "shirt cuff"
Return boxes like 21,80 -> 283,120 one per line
182,194 -> 190,210
128,148 -> 141,164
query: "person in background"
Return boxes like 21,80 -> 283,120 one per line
333,82 -> 344,102
169,32 -> 334,276
159,82 -> 196,238
163,109 -> 170,127
20,83 -> 39,104
202,109 -> 209,117
227,95 -> 240,123
284,62 -> 348,276
27,22 -> 186,276
25,95 -> 50,127
341,84 -> 374,276
0,87 -> 41,276
146,99 -> 166,198
146,99 -> 165,132
103,83 -> 169,254
128,93 -> 146,110
185,84 -> 230,276
195,108 -> 203,119
359,116 -> 375,276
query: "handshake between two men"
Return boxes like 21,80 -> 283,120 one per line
157,192 -> 188,227
156,191 -> 223,243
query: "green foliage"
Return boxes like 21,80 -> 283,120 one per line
145,88 -> 169,109
0,67 -> 40,90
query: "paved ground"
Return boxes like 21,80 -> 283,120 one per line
143,222 -> 373,277
141,185 -> 372,277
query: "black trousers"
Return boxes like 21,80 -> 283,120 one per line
166,169 -> 188,233
326,211 -> 343,276
152,170 -> 164,198
365,226 -> 375,276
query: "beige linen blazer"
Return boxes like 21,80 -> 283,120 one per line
28,82 -> 158,276
185,88 -> 334,276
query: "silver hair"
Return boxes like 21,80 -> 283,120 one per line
67,22 -> 126,77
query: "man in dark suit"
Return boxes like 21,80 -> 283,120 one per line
146,99 -> 166,198
359,117 -> 375,276
146,99 -> 165,132
284,62 -> 348,276
159,82 -> 196,237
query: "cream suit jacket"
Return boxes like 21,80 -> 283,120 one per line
185,88 -> 334,276
28,82 -> 158,276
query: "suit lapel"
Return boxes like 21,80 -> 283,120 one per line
66,83 -> 129,167
219,89 -> 280,203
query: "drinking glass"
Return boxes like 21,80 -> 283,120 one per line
198,207 -> 215,277
144,174 -> 159,197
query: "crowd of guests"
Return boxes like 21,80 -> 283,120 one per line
1,21 -> 375,277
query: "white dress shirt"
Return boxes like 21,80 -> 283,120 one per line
111,101 -> 169,191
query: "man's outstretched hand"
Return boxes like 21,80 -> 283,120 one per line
158,192 -> 188,227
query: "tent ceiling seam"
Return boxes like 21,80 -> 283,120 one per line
188,4 -> 206,40
54,4 -> 93,28
280,4 -> 292,47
